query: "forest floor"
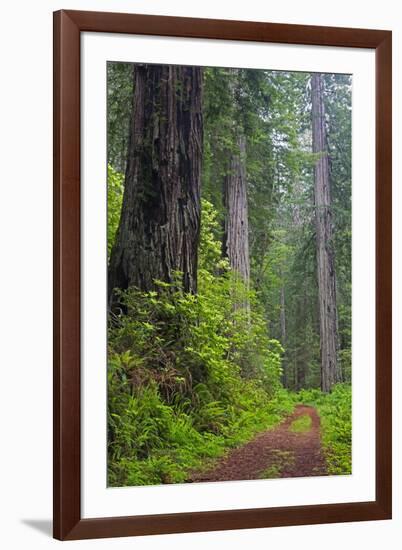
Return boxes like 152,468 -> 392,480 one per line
189,405 -> 328,482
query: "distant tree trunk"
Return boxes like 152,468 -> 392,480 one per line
293,351 -> 298,392
280,283 -> 288,386
280,284 -> 287,344
223,133 -> 250,286
108,64 -> 203,302
311,73 -> 341,392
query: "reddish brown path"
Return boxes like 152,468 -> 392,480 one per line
190,405 -> 327,482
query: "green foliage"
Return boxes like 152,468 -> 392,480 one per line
198,199 -> 227,273
339,347 -> 352,383
289,414 -> 312,433
107,164 -> 124,257
108,200 -> 293,486
107,62 -> 133,172
297,384 -> 352,474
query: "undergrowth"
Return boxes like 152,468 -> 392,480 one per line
108,200 -> 294,486
289,414 -> 312,433
297,384 -> 352,474
107,198 -> 351,485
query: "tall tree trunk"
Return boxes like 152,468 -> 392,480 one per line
280,283 -> 287,344
311,73 -> 341,392
223,133 -> 250,286
280,283 -> 287,386
108,64 -> 203,302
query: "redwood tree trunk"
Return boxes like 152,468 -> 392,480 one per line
280,282 -> 287,387
311,73 -> 341,392
280,283 -> 287,345
108,64 -> 203,301
223,133 -> 250,285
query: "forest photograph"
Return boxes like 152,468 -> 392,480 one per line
107,61 -> 352,488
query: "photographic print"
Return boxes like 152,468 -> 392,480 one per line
106,62 -> 352,488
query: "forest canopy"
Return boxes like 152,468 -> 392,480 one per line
106,62 -> 352,487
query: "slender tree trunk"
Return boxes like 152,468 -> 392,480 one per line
279,283 -> 288,387
223,133 -> 250,286
311,73 -> 341,392
108,64 -> 203,301
293,351 -> 298,392
280,284 -> 287,344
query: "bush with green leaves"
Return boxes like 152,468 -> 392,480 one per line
107,164 -> 124,257
108,199 -> 293,486
297,384 -> 352,474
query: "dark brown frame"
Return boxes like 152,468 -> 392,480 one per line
53,9 -> 392,541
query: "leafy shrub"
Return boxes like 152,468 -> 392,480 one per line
297,384 -> 351,474
107,199 -> 292,486
107,164 -> 124,257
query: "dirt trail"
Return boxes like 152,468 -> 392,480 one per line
190,405 -> 327,482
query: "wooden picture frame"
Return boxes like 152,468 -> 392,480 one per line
53,9 -> 392,540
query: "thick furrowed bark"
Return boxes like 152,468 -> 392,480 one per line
108,64 -> 203,301
223,133 -> 250,287
311,73 -> 341,392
